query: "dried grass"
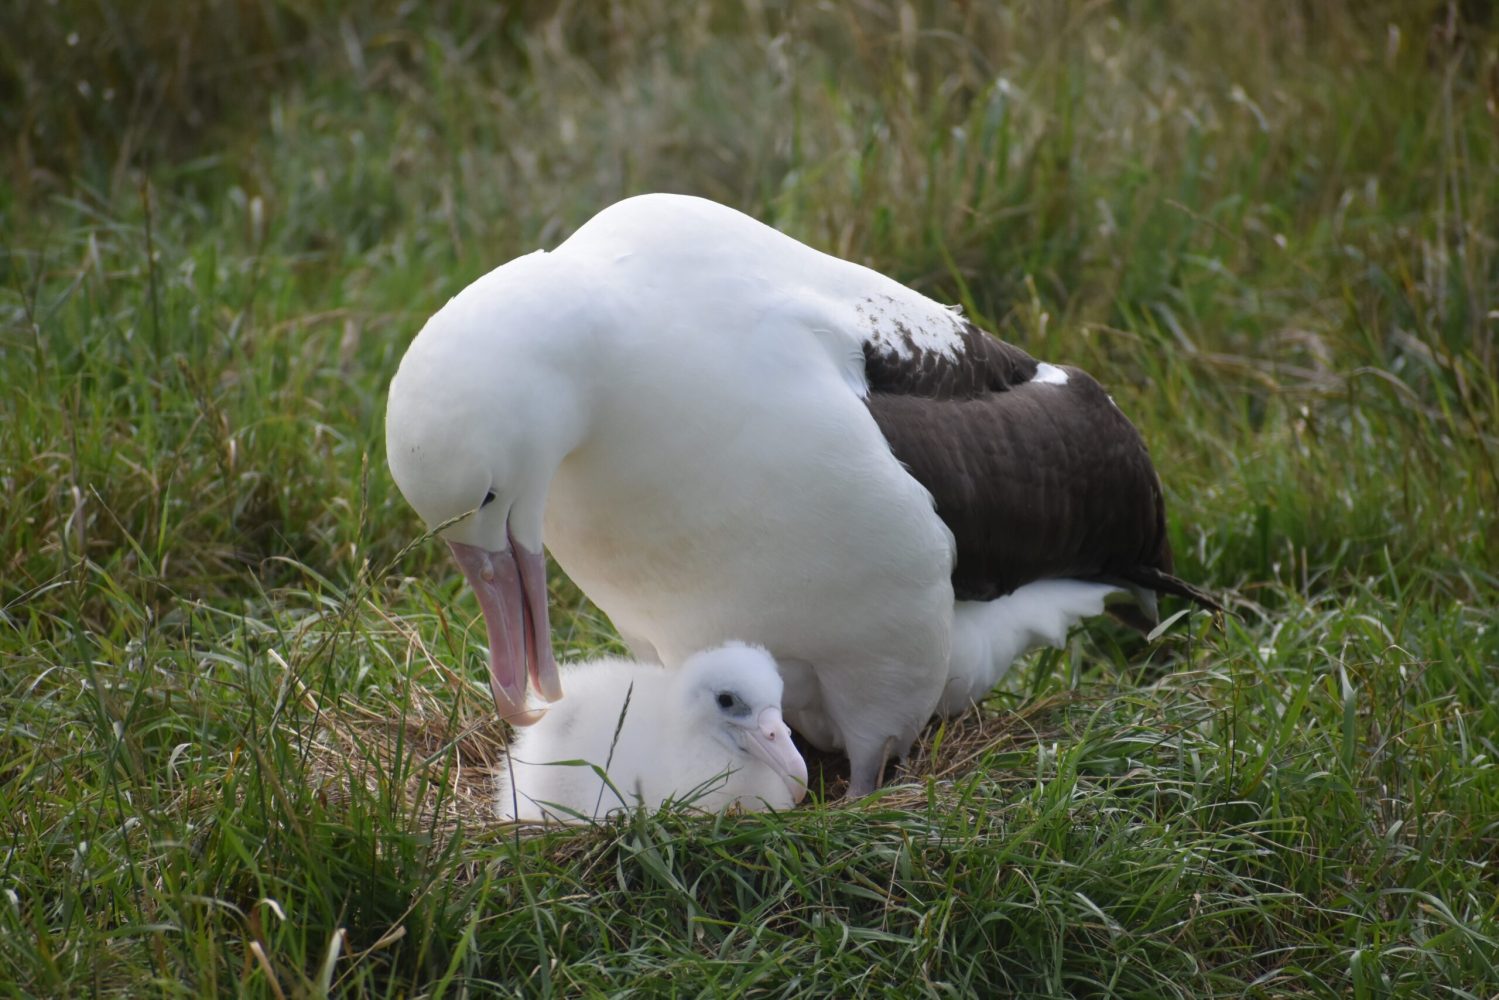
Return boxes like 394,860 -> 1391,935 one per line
303,682 -> 512,835
303,680 -> 1080,836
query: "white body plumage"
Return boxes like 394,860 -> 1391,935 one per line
496,643 -> 808,822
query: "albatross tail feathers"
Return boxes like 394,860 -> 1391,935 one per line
939,571 -> 1224,717
940,579 -> 1120,716
1119,566 -> 1225,617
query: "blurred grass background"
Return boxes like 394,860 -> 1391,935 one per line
2,1 -> 1497,996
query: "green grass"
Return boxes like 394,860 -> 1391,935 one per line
3,0 -> 1497,995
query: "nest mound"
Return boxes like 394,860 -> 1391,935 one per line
305,681 -> 1077,833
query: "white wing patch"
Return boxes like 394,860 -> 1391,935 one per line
855,293 -> 966,360
1032,362 -> 1069,386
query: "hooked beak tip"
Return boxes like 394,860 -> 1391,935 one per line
534,670 -> 565,703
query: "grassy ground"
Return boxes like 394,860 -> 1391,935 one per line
3,1 -> 1497,996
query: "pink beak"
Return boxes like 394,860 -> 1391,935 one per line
743,706 -> 809,804
447,534 -> 563,725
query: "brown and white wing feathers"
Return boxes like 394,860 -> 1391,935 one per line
861,322 -> 1220,616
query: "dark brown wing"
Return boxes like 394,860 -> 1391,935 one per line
863,326 -> 1219,613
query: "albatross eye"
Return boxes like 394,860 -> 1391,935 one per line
481,490 -> 496,508
716,692 -> 735,710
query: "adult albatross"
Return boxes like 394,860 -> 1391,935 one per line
385,193 -> 1219,795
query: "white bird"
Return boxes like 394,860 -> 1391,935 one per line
386,193 -> 1219,796
495,642 -> 808,821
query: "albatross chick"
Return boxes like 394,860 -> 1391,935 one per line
496,642 -> 808,822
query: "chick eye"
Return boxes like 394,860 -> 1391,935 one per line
716,692 -> 735,709
481,490 -> 496,508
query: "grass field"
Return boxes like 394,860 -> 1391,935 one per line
3,1 -> 1497,996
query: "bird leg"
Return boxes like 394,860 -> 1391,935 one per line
843,734 -> 899,799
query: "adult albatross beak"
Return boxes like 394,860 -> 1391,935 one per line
742,706 -> 809,804
447,534 -> 563,725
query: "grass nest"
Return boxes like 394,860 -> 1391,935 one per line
303,677 -> 1079,836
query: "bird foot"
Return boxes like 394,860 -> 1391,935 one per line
843,734 -> 899,799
